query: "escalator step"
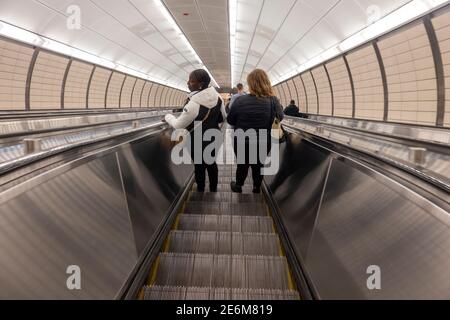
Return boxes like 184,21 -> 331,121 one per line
193,184 -> 254,193
167,231 -> 280,256
189,192 -> 263,203
184,202 -> 266,216
210,177 -> 252,184
143,286 -> 300,300
154,253 -> 290,290
177,215 -> 275,233
218,171 -> 234,177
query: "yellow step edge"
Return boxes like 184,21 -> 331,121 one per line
263,199 -> 297,292
285,264 -> 296,292
162,233 -> 172,252
137,288 -> 145,300
146,255 -> 161,286
173,215 -> 181,230
146,187 -> 192,288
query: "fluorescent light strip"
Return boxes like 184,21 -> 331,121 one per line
0,20 -> 188,91
153,0 -> 220,88
274,0 -> 448,85
229,0 -> 238,87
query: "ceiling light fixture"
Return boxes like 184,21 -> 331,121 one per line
153,0 -> 220,88
0,20 -> 188,91
274,0 -> 448,85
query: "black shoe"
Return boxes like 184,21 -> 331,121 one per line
230,181 -> 242,193
210,186 -> 217,193
253,186 -> 261,194
197,186 -> 205,193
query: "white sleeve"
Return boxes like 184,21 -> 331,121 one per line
165,101 -> 200,129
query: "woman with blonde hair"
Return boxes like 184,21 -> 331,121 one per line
227,69 -> 284,193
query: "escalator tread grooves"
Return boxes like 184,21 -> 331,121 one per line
141,165 -> 300,300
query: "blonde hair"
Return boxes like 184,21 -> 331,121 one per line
247,69 -> 275,98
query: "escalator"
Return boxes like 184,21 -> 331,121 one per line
0,111 -> 448,299
140,164 -> 300,300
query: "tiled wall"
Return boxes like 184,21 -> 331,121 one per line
176,91 -> 187,107
171,90 -> 180,106
326,57 -> 353,118
301,72 -> 318,114
433,10 -> 450,127
106,72 -> 125,108
311,65 -> 333,116
166,89 -> 175,107
166,87 -> 174,106
30,51 -> 68,110
379,22 -> 437,125
273,86 -> 282,104
274,6 -> 449,127
293,76 -> 307,112
276,84 -> 286,106
347,44 -> 385,120
281,82 -> 291,106
88,67 -> 111,109
0,36 -> 186,111
148,84 -> 159,107
0,39 -> 33,110
141,82 -> 153,108
164,87 -> 173,107
64,60 -> 93,109
155,85 -> 165,108
120,76 -> 136,108
287,79 -> 298,106
132,79 -> 145,108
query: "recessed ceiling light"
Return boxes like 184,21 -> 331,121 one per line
153,0 -> 220,88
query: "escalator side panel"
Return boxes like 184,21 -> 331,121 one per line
0,133 -> 193,299
264,137 -> 332,259
116,135 -> 192,255
265,133 -> 450,300
0,153 -> 136,299
307,158 -> 450,299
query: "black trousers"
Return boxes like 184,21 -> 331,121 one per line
190,135 -> 219,191
194,163 -> 218,191
233,135 -> 271,188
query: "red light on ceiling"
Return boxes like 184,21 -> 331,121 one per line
183,13 -> 190,16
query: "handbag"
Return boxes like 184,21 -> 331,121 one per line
270,96 -> 285,142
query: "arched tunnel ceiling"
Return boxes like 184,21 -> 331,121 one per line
0,0 -> 445,89
229,0 -> 413,86
163,0 -> 415,87
0,0 -> 211,91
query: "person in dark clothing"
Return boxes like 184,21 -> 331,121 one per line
165,69 -> 227,192
284,100 -> 302,117
227,69 -> 284,194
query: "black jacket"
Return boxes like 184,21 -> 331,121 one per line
284,104 -> 301,117
227,95 -> 284,130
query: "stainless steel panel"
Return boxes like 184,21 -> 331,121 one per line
0,153 -> 137,299
0,110 -> 172,137
283,118 -> 450,190
307,158 -> 450,299
306,114 -> 450,145
265,134 -> 332,258
116,132 -> 193,255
